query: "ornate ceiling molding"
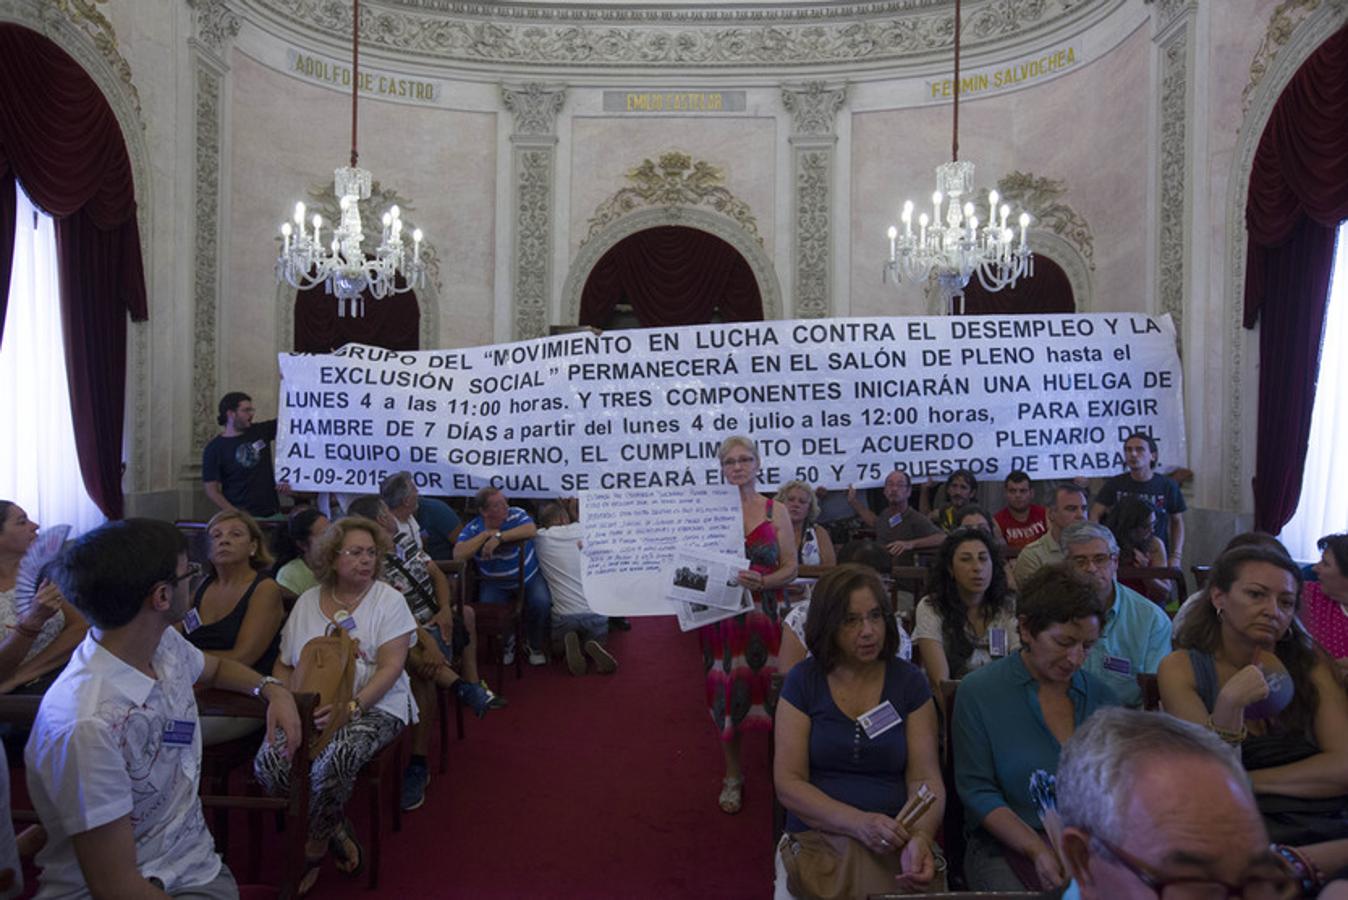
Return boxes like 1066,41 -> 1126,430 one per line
238,0 -> 1120,71
582,151 -> 762,248
1242,0 -> 1346,114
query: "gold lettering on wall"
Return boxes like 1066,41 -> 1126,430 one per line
287,50 -> 440,104
928,46 -> 1079,99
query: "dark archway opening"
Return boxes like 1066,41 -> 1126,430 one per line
293,277 -> 420,352
956,255 -> 1075,315
579,225 -> 762,329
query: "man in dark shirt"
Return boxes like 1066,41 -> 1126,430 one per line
202,392 -> 282,518
1090,431 -> 1186,567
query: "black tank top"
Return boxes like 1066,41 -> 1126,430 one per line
189,571 -> 281,675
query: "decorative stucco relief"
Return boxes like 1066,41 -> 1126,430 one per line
1156,21 -> 1190,351
782,81 -> 846,136
191,63 -> 224,453
1243,0 -> 1346,113
783,82 -> 845,319
503,84 -> 564,341
241,0 -> 1116,69
42,0 -> 142,118
991,171 -> 1095,270
583,151 -> 762,248
190,0 -> 241,57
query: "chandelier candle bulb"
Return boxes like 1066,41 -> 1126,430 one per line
887,226 -> 898,261
902,201 -> 914,237
413,228 -> 422,263
988,190 -> 999,224
1019,212 -> 1030,248
293,202 -> 306,227
932,191 -> 942,228
919,212 -> 929,247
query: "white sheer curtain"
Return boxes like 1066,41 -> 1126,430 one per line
0,182 -> 106,535
1280,220 -> 1348,561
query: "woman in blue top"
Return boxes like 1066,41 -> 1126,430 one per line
774,564 -> 944,897
954,563 -> 1120,893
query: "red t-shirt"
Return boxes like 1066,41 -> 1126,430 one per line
1302,582 -> 1348,659
994,504 -> 1048,550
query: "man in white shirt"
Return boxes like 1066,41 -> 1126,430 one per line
379,471 -> 424,552
26,518 -> 300,900
534,501 -> 617,677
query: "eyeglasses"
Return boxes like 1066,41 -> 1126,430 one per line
165,562 -> 203,586
1070,553 -> 1116,570
1091,835 -> 1298,899
338,547 -> 379,559
841,608 -> 887,630
721,455 -> 756,468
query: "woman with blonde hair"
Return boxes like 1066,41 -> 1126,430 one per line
188,509 -> 285,677
704,436 -> 797,814
254,516 -> 416,895
775,480 -> 836,567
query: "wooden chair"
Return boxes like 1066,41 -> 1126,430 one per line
441,548 -> 527,693
174,520 -> 211,566
1191,565 -> 1211,591
1136,672 -> 1161,711
196,690 -> 319,900
1116,566 -> 1188,610
359,726 -> 408,890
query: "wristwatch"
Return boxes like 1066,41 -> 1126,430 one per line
492,530 -> 502,541
252,675 -> 283,700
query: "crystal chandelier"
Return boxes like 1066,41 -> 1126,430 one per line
275,0 -> 425,316
884,0 -> 1033,314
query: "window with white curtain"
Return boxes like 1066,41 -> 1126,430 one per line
1279,220 -> 1348,561
0,182 -> 105,535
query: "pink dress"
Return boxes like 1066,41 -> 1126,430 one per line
701,498 -> 787,741
1302,582 -> 1348,659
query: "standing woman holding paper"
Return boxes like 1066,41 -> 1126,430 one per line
706,436 -> 797,814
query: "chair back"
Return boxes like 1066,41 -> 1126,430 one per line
1116,566 -> 1188,610
939,679 -> 966,888
175,520 -> 211,566
1191,565 -> 1211,590
1136,673 -> 1161,711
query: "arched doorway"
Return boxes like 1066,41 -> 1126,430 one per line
578,225 -> 763,329
956,256 -> 1075,315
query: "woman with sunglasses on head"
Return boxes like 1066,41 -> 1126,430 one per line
1159,545 -> 1348,845
704,436 -> 797,815
253,516 -> 416,896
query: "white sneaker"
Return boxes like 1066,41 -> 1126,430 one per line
503,634 -> 517,666
526,644 -> 547,666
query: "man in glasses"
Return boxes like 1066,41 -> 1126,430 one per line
1057,707 -> 1306,899
1060,522 -> 1172,708
24,519 -> 301,899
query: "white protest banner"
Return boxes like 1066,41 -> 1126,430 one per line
579,485 -> 742,617
275,313 -> 1185,496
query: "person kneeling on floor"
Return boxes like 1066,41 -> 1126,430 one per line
534,500 -> 618,677
27,518 -> 301,899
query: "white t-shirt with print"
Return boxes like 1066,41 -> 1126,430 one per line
281,582 -> 418,724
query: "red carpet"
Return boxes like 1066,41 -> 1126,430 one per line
231,617 -> 775,899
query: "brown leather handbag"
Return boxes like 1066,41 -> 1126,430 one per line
780,831 -> 946,899
290,624 -> 358,754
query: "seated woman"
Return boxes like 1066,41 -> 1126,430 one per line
274,507 -> 330,597
1158,545 -> 1348,845
1305,532 -> 1348,678
254,516 -> 416,896
778,597 -> 912,672
1103,496 -> 1170,604
190,510 -> 287,743
0,501 -> 86,695
776,480 -> 837,568
773,564 -> 944,898
914,527 -> 1018,697
956,504 -> 1015,590
953,564 -> 1117,892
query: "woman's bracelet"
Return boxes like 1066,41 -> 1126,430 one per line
1207,715 -> 1247,745
1273,843 -> 1323,896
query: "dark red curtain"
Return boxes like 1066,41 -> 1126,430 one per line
1244,26 -> 1348,533
957,255 -> 1074,315
0,24 -> 146,519
579,226 -> 762,327
0,167 -> 14,345
293,282 -> 420,353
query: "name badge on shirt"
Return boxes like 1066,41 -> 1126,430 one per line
888,512 -> 904,528
858,700 -> 902,740
333,609 -> 357,633
1103,654 -> 1133,676
183,608 -> 202,633
989,627 -> 1008,658
250,439 -> 267,453
162,719 -> 196,746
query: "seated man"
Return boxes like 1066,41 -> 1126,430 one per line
453,487 -> 553,666
994,470 -> 1048,552
1061,522 -> 1172,707
1056,707 -> 1317,899
26,518 -> 300,899
923,468 -> 978,532
1014,483 -> 1089,584
846,469 -> 944,565
345,496 -> 502,813
379,471 -> 426,552
534,501 -> 617,677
